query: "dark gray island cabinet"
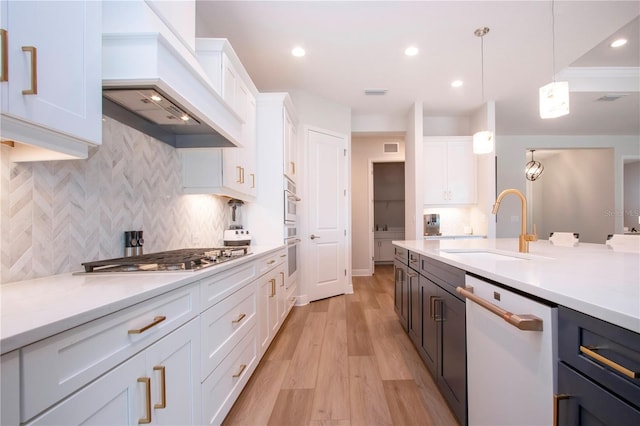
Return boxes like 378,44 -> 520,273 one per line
557,306 -> 640,425
394,248 -> 467,426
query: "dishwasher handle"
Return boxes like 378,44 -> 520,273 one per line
456,286 -> 543,331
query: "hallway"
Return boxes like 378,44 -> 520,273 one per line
222,265 -> 458,426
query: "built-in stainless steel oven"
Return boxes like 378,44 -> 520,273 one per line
285,224 -> 299,287
284,177 -> 300,223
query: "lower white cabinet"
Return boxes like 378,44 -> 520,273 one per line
25,318 -> 201,426
256,250 -> 287,356
1,351 -> 19,425
375,239 -> 395,262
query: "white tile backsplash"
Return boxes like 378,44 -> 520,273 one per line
0,117 -> 229,283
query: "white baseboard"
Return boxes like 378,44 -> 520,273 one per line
352,268 -> 372,277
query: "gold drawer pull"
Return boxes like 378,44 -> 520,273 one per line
553,394 -> 570,426
232,363 -> 247,378
128,316 -> 166,334
1,29 -> 7,82
291,161 -> 295,175
138,377 -> 152,424
280,254 -> 287,258
456,286 -> 543,331
232,313 -> 246,324
579,345 -> 640,379
21,46 -> 37,95
250,173 -> 255,188
270,279 -> 276,297
153,366 -> 167,409
267,259 -> 276,265
280,271 -> 285,287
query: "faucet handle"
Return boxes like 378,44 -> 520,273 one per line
526,224 -> 539,242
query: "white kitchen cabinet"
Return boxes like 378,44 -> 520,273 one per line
26,319 -> 200,426
19,283 -> 199,424
375,239 -> 395,262
183,39 -> 258,200
423,137 -> 476,205
256,249 -> 288,357
284,107 -> 298,182
0,0 -> 102,161
1,351 -> 19,425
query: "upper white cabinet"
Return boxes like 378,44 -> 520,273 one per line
424,136 -> 477,205
182,39 -> 258,200
0,0 -> 102,161
284,107 -> 298,182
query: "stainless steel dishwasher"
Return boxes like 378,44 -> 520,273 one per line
458,275 -> 557,426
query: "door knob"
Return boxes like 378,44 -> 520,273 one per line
310,234 -> 320,240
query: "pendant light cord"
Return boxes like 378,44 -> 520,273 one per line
552,0 -> 556,83
481,35 -> 485,102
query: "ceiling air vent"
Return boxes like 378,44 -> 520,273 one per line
364,89 -> 388,96
595,93 -> 629,102
384,142 -> 399,153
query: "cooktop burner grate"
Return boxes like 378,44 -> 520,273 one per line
81,247 -> 250,273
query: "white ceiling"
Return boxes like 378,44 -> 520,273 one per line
195,1 -> 640,136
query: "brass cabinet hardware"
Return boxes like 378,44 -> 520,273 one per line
267,259 -> 276,265
153,366 -> 167,409
280,254 -> 287,258
250,173 -> 255,188
128,316 -> 167,334
240,167 -> 245,184
232,313 -> 246,324
236,166 -> 242,183
553,394 -> 570,426
1,29 -> 7,82
280,271 -> 285,287
1,141 -> 14,147
456,286 -> 543,331
579,345 -> 640,379
232,363 -> 247,378
291,161 -> 295,175
138,377 -> 152,424
270,279 -> 276,297
21,46 -> 37,94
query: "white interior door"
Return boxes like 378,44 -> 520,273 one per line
305,127 -> 347,302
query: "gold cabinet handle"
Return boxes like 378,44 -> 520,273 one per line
232,313 -> 246,324
280,254 -> 287,258
128,316 -> 167,334
240,167 -> 245,184
250,173 -> 255,188
153,366 -> 167,409
553,394 -> 570,426
456,286 -> 543,331
236,166 -> 242,183
1,29 -> 7,82
232,363 -> 247,378
280,271 -> 285,287
267,259 -> 276,265
291,161 -> 295,175
138,377 -> 152,424
579,345 -> 640,379
21,46 -> 37,95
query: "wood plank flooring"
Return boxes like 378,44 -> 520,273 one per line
222,265 -> 458,426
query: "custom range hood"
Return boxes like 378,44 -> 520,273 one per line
102,21 -> 243,148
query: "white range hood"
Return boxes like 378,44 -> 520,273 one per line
102,1 -> 243,148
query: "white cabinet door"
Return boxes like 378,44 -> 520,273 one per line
276,265 -> 287,324
1,351 -> 19,425
145,319 -> 201,426
25,352 -> 144,425
258,271 -> 279,355
424,137 -> 476,205
284,107 -> 297,182
379,240 -> 395,262
1,0 -> 102,159
423,141 -> 448,204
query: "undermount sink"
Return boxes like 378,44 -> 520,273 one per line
439,248 -> 551,261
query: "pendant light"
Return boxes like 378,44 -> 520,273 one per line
525,150 -> 544,181
473,27 -> 493,154
539,0 -> 569,119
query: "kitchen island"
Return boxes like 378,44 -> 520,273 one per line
393,237 -> 640,333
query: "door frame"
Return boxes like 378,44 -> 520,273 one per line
368,159 -> 406,275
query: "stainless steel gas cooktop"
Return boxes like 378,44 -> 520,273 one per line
81,247 -> 251,273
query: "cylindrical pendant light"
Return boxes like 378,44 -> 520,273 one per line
473,26 -> 493,154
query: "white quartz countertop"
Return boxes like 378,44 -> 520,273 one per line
0,245 -> 283,354
393,238 -> 640,334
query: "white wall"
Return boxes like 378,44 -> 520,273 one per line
530,149 -> 615,243
496,135 -> 640,237
351,136 -> 405,275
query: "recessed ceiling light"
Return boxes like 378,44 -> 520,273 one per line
404,46 -> 419,56
451,80 -> 463,88
610,38 -> 627,48
291,47 -> 306,57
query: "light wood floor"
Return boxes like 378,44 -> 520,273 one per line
222,265 -> 458,426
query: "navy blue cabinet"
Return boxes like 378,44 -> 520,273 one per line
557,306 -> 640,425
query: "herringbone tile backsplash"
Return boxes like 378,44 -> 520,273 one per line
0,117 -> 230,283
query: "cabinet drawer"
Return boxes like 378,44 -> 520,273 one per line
201,280 -> 257,380
255,250 -> 286,277
419,255 -> 465,300
558,306 -> 640,408
393,246 -> 408,263
21,284 -> 199,421
408,251 -> 420,271
201,325 -> 258,425
200,261 -> 256,311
